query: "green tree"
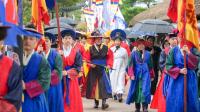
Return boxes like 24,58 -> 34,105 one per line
23,0 -> 31,24
120,0 -> 146,23
121,7 -> 146,24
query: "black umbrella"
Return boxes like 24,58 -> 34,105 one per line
127,31 -> 157,39
49,22 -> 73,29
50,17 -> 77,27
132,19 -> 174,34
45,27 -> 73,35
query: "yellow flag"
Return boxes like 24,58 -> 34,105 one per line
177,0 -> 200,50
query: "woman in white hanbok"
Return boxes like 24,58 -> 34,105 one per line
110,36 -> 128,102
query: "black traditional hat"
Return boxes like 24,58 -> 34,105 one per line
0,22 -> 10,41
44,32 -> 57,43
110,29 -> 126,40
61,29 -> 76,40
90,30 -> 104,38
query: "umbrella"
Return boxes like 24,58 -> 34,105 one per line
124,28 -> 132,36
131,19 -> 174,34
49,22 -> 73,29
50,17 -> 77,27
45,27 -> 72,35
127,31 -> 157,39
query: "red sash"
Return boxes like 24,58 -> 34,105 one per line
0,56 -> 13,96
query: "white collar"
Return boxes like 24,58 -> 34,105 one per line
94,44 -> 102,52
0,51 -> 2,56
63,45 -> 72,57
45,49 -> 51,59
23,50 -> 34,66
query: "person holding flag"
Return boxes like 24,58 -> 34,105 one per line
0,23 -> 22,112
109,30 -> 129,102
126,38 -> 154,112
163,40 -> 200,112
85,30 -> 113,110
44,32 -> 64,112
166,0 -> 200,111
60,29 -> 83,112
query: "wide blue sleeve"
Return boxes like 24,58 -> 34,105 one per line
159,51 -> 166,71
73,51 -> 83,72
4,62 -> 22,111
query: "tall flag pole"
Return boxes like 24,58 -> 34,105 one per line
179,0 -> 187,111
54,0 -> 62,49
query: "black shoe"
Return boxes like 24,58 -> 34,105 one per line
135,103 -> 141,112
135,110 -> 140,112
94,100 -> 99,108
113,95 -> 117,100
118,94 -> 123,103
102,104 -> 109,110
142,103 -> 148,112
102,99 -> 109,110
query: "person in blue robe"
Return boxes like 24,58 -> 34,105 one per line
22,28 -> 51,112
126,38 -> 154,112
164,45 -> 200,112
191,47 -> 200,96
44,32 -> 64,112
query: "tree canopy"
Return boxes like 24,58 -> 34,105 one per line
120,0 -> 146,24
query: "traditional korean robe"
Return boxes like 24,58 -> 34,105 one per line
22,51 -> 51,112
150,48 -> 170,112
191,48 -> 200,96
120,42 -> 131,57
83,43 -> 92,77
110,42 -> 131,57
110,46 -> 128,95
74,42 -> 86,58
86,44 -> 113,100
0,54 -> 22,112
45,49 -> 64,112
73,42 -> 87,96
62,46 -> 83,112
126,50 -> 154,105
163,46 -> 200,112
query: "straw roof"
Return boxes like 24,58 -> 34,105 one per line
129,0 -> 200,26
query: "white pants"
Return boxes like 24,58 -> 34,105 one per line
110,62 -> 126,94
